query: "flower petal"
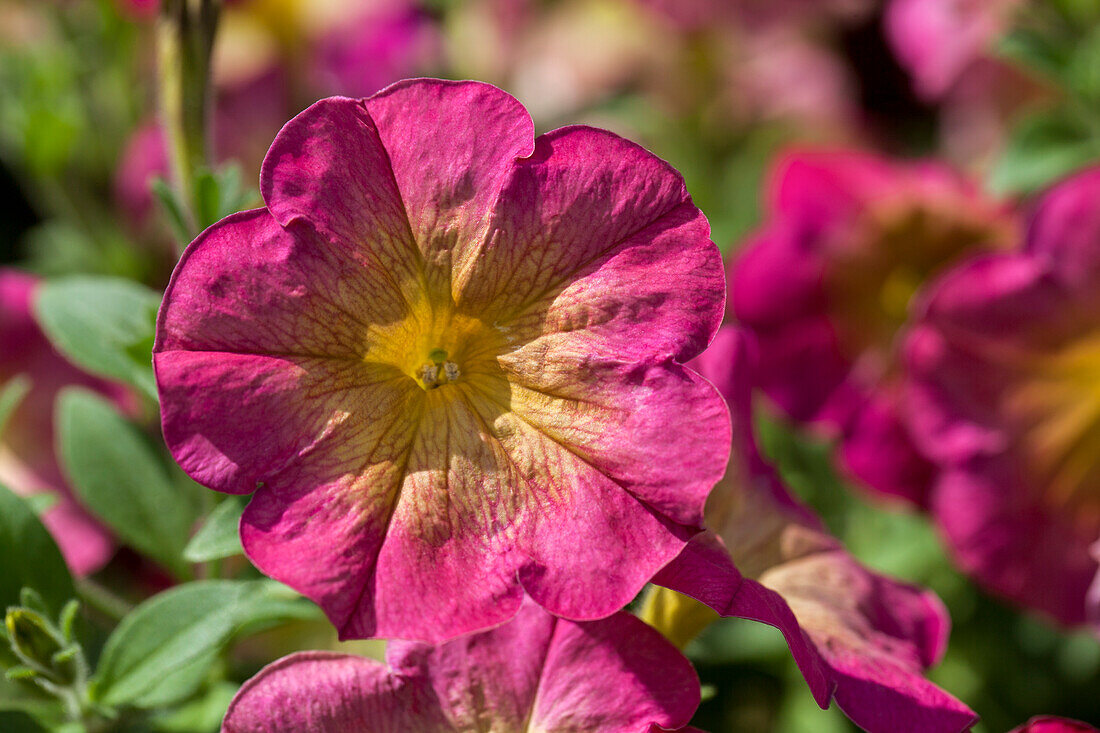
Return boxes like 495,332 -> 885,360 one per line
225,603 -> 700,732
341,390 -> 527,642
259,98 -> 421,297
221,651 -> 444,732
528,607 -> 699,731
458,126 -> 722,363
364,79 -> 535,303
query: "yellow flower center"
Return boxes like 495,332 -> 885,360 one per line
361,291 -> 510,398
825,201 -> 1014,374
1006,332 -> 1100,524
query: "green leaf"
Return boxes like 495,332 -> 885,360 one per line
1067,24 -> 1100,102
34,276 -> 161,401
193,170 -> 221,234
0,375 -> 31,434
988,110 -> 1100,195
151,176 -> 194,248
192,164 -> 259,234
182,497 -> 246,563
996,26 -> 1074,81
56,389 -> 196,576
151,680 -> 238,733
0,484 -> 74,618
91,580 -> 321,709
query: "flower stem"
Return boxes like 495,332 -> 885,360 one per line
75,578 -> 133,624
156,0 -> 221,246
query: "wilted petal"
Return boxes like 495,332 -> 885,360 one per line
652,327 -> 975,733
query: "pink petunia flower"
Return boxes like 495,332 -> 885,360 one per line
648,327 -> 977,733
905,166 -> 1100,627
221,599 -> 700,732
0,269 -> 117,575
730,148 -> 1018,506
154,79 -> 730,643
885,0 -> 1024,100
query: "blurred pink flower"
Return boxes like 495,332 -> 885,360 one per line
309,3 -> 440,100
730,148 -> 1019,505
154,79 -> 729,642
905,166 -> 1100,626
652,327 -> 976,733
886,0 -> 1024,100
0,269 -> 118,575
222,600 -> 700,732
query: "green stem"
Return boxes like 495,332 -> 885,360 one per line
157,0 -> 221,247
75,578 -> 133,624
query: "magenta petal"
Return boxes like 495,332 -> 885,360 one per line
1027,167 -> 1100,289
931,464 -> 1096,626
527,608 -> 699,731
224,602 -> 699,732
364,79 -> 535,299
769,150 -> 891,234
904,235 -> 1100,624
221,651 -> 442,732
839,394 -> 935,507
655,534 -> 975,732
729,226 -> 826,326
259,97 -> 420,288
1010,716 -> 1100,733
155,208 -> 410,359
460,125 -> 723,362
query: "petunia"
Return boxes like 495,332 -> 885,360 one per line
0,269 -> 119,575
644,327 -> 976,733
221,600 -> 700,733
730,148 -> 1018,506
904,166 -> 1100,626
154,79 -> 729,642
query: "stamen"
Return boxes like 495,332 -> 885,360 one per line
417,358 -> 461,389
418,364 -> 440,388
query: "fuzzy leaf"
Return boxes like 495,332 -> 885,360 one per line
91,580 -> 320,709
56,389 -> 195,576
34,276 -> 160,401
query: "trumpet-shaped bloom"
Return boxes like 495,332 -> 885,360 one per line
648,328 -> 976,733
154,79 -> 729,642
221,600 -> 700,732
905,167 -> 1100,626
0,270 -> 117,574
730,149 -> 1017,505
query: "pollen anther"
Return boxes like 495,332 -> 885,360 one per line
417,360 -> 461,389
